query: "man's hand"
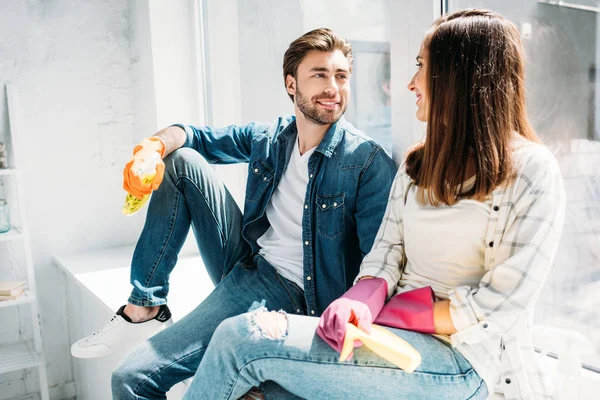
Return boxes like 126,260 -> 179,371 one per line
123,137 -> 166,199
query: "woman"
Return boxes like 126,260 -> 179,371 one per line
184,9 -> 565,400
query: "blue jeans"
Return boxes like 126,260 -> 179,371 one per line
184,312 -> 489,400
112,149 -> 307,399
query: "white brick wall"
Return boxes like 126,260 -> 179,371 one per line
0,1 -> 145,398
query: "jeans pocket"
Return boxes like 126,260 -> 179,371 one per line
316,193 -> 345,239
273,271 -> 305,314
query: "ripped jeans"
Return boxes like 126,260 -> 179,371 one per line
184,310 -> 489,400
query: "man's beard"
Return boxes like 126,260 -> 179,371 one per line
296,85 -> 347,126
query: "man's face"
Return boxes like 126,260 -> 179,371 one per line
286,50 -> 351,125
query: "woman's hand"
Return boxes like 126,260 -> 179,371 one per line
316,278 -> 388,355
316,297 -> 374,353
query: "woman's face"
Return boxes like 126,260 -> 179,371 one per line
407,46 -> 428,122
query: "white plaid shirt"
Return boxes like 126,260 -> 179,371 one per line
357,136 -> 566,400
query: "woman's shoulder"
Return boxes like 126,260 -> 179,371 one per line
511,134 -> 561,181
396,163 -> 414,187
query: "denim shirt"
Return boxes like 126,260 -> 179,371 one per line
175,116 -> 396,315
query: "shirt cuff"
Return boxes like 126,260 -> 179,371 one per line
448,287 -> 493,346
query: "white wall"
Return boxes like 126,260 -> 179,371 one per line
0,0 -> 148,398
147,0 -> 203,129
0,0 -> 203,398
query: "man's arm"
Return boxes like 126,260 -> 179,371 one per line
171,122 -> 270,164
154,125 -> 187,157
124,121 -> 270,198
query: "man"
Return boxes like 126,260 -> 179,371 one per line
71,28 -> 396,398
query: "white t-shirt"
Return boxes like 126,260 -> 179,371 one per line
257,139 -> 315,290
399,177 -> 492,299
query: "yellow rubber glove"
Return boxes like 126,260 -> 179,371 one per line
123,137 -> 166,199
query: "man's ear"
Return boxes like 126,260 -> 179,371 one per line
286,75 -> 296,97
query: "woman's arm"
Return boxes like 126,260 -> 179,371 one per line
433,300 -> 457,335
355,169 -> 409,298
448,148 -> 565,346
359,276 -> 457,335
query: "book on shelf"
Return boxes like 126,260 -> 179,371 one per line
0,287 -> 25,301
0,280 -> 26,296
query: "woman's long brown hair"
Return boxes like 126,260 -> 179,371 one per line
405,9 -> 540,205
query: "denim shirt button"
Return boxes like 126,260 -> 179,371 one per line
296,309 -> 301,313
254,168 -> 259,173
305,241 -> 309,245
310,310 -> 315,315
304,204 -> 308,209
333,202 -> 337,207
306,276 -> 312,281
309,174 -> 313,178
321,204 -> 326,209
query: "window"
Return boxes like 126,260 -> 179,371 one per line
448,0 -> 600,370
196,0 -> 600,372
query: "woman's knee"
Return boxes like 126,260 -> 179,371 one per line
211,315 -> 246,349
209,310 -> 289,363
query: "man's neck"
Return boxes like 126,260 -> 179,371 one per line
294,113 -> 332,155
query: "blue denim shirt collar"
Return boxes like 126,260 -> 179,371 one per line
315,118 -> 345,158
277,116 -> 345,158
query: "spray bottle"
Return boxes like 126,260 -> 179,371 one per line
122,152 -> 161,216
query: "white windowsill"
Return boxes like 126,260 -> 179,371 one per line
54,244 -> 214,321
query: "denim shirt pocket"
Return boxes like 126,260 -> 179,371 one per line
247,159 -> 274,202
316,193 -> 345,239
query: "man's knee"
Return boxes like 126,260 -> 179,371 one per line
111,363 -> 133,399
163,147 -> 208,175
160,148 -> 220,193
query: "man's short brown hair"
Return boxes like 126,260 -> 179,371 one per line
282,28 -> 353,101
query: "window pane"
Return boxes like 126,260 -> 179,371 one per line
204,0 -> 394,156
450,0 -> 600,369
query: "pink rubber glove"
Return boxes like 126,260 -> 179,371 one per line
374,286 -> 436,334
317,278 -> 388,355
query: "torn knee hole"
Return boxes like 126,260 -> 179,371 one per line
250,309 -> 288,340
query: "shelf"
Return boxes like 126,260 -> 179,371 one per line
8,394 -> 40,400
0,290 -> 34,309
0,168 -> 17,176
0,227 -> 25,243
0,341 -> 40,375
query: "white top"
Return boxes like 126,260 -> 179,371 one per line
400,177 -> 492,299
357,135 -> 566,399
257,139 -> 315,290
